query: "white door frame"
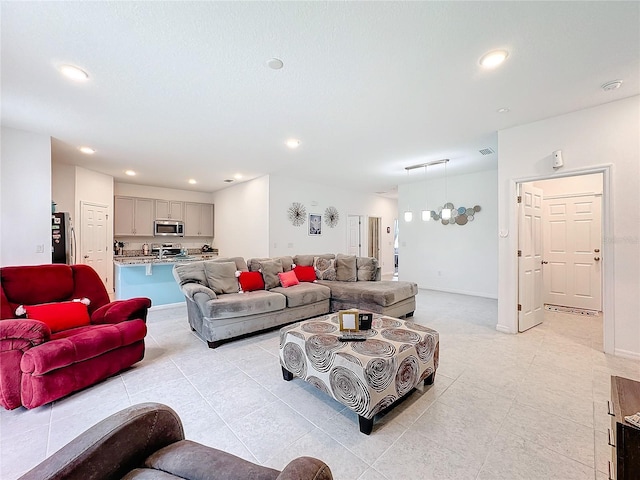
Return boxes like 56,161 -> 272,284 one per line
508,165 -> 613,354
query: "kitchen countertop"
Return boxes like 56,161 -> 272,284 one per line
113,254 -> 218,265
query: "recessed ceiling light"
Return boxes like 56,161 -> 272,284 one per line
78,146 -> 95,154
234,173 -> 243,180
58,64 -> 89,81
188,179 -> 197,184
267,58 -> 284,70
497,107 -> 510,113
601,80 -> 623,91
125,170 -> 136,176
479,50 -> 509,69
286,138 -> 300,149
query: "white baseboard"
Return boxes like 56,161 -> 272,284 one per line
149,302 -> 185,311
495,324 -> 514,334
417,286 -> 498,300
614,348 -> 640,361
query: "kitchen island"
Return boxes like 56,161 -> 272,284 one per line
114,254 -> 217,307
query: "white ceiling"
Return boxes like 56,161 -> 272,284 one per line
1,1 -> 638,196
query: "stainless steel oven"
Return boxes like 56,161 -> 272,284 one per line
154,220 -> 184,237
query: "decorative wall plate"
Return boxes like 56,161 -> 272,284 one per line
324,206 -> 339,228
288,202 -> 306,226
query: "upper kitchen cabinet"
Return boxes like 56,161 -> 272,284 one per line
184,202 -> 214,237
155,200 -> 183,220
114,196 -> 154,236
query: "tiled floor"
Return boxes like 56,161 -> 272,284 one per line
2,290 -> 639,479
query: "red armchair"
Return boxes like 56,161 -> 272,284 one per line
0,264 -> 151,410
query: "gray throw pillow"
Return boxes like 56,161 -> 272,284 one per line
335,254 -> 357,282
247,257 -> 270,272
173,262 -> 207,286
356,256 -> 379,281
203,261 -> 239,294
314,257 -> 336,281
259,259 -> 283,289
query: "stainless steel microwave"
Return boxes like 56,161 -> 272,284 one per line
154,220 -> 184,237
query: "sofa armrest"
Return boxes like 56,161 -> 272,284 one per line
91,298 -> 151,325
0,319 -> 50,351
277,456 -> 333,480
181,283 -> 217,302
18,403 -> 184,480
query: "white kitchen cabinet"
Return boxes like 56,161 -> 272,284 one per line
114,196 -> 154,236
185,202 -> 214,237
155,200 -> 183,220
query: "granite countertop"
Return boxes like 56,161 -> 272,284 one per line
113,254 -> 218,265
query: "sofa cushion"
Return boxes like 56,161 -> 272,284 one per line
294,254 -> 334,267
21,320 -> 147,375
314,257 -> 336,281
1,264 -> 75,308
356,256 -> 379,281
247,258 -> 269,272
248,256 -> 294,272
270,283 -> 331,308
21,301 -> 90,333
335,254 -> 357,282
204,262 -> 239,294
278,270 -> 299,288
238,271 -> 264,292
207,257 -> 249,272
173,262 -> 207,286
318,280 -> 418,307
259,259 -> 283,290
293,265 -> 317,283
203,291 -> 286,320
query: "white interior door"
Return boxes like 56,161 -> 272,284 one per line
543,194 -> 602,310
347,215 -> 361,256
81,202 -> 109,288
518,184 -> 544,332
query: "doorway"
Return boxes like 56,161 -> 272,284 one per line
81,202 -> 109,289
368,216 -> 381,260
517,172 -> 604,334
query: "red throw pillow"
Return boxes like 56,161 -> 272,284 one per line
278,270 -> 300,288
22,301 -> 91,332
294,265 -> 316,283
238,271 -> 265,292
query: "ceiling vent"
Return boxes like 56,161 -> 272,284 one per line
479,147 -> 495,156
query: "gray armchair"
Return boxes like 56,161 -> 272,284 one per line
18,403 -> 333,480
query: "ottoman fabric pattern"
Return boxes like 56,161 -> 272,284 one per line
279,314 -> 439,424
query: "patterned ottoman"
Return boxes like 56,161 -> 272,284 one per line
279,313 -> 439,434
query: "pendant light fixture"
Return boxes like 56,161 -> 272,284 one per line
441,159 -> 452,220
421,165 -> 431,221
405,158 -> 450,222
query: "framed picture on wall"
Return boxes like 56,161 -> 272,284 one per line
309,214 -> 322,236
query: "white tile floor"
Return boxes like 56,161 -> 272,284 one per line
2,290 -> 639,479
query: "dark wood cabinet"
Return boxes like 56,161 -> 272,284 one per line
610,376 -> 640,480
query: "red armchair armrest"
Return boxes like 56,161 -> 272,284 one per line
0,319 -> 50,351
91,298 -> 151,325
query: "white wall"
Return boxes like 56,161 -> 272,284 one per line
51,162 -> 76,215
398,169 -> 498,297
498,95 -> 640,359
114,182 -> 214,203
0,127 -> 52,266
211,176 -> 270,259
533,172 -> 602,196
268,174 -> 398,276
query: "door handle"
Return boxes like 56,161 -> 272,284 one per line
594,257 -> 600,261
541,261 -> 548,264
594,248 -> 600,253
84,255 -> 89,259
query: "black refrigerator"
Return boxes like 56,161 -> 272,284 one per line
51,212 -> 74,264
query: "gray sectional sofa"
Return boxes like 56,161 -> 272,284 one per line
172,253 -> 418,348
